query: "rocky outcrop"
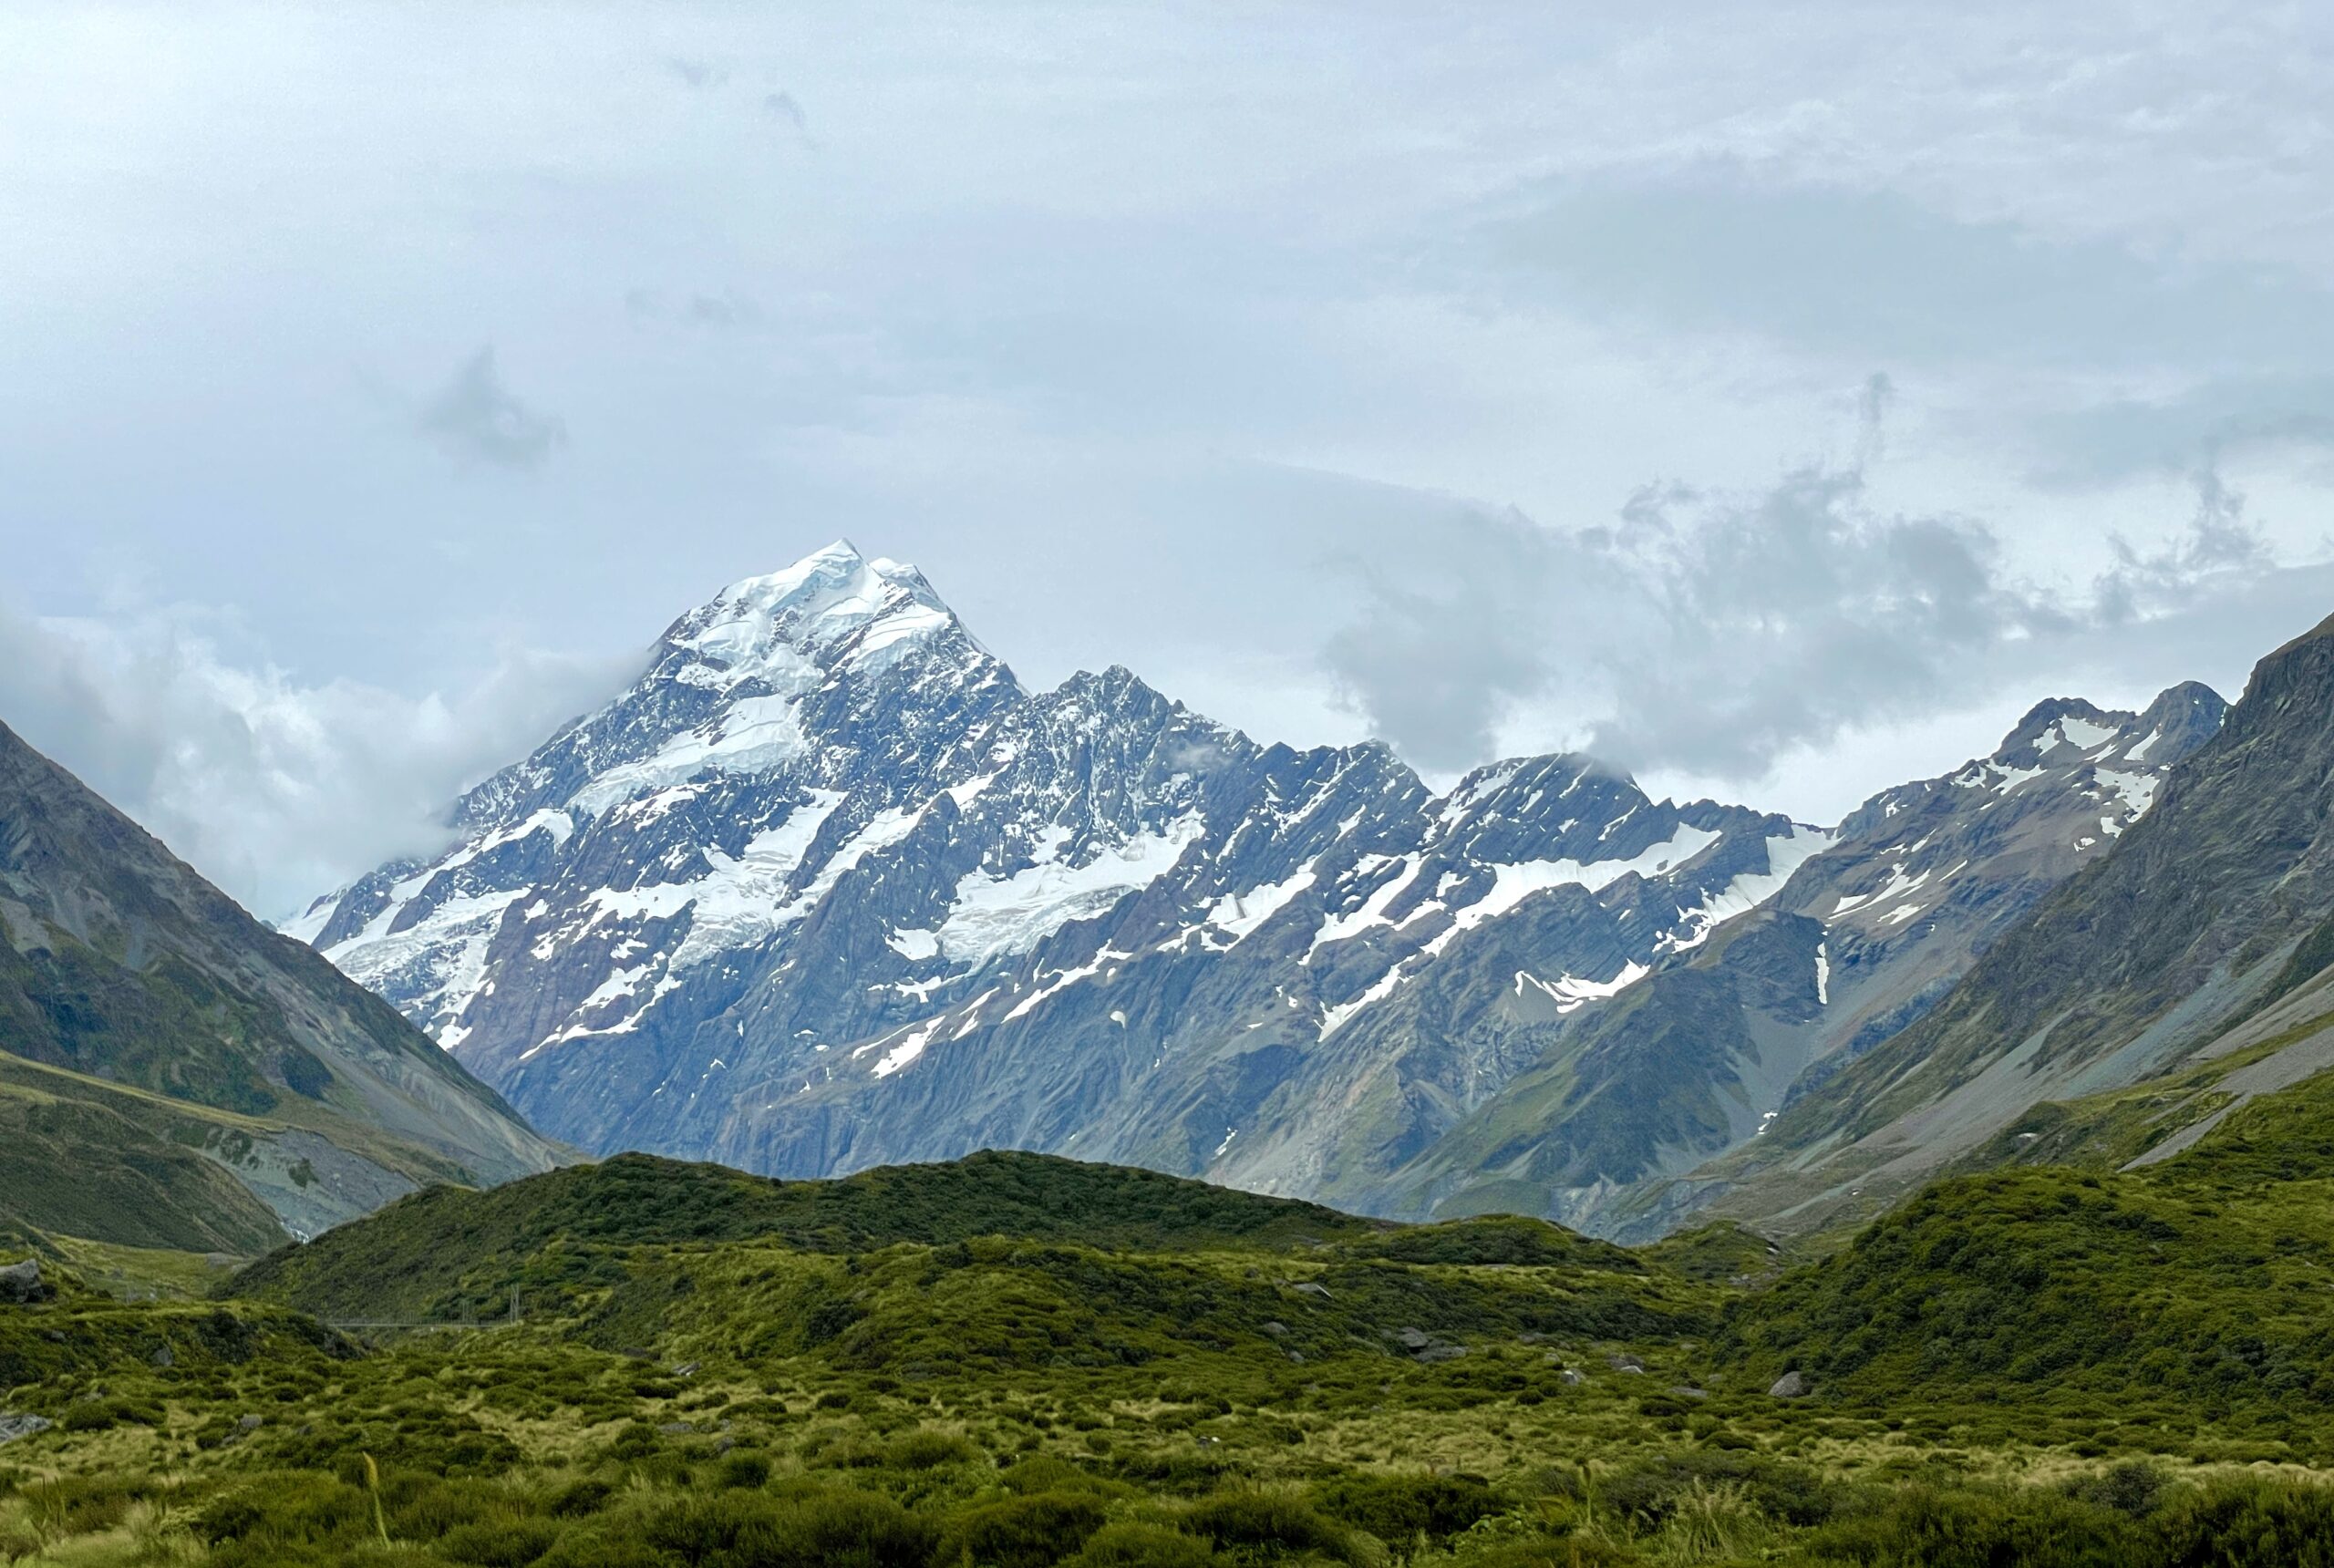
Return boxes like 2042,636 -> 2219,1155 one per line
1378,686 -> 2224,1235
0,1412 -> 52,1445
0,1256 -> 46,1305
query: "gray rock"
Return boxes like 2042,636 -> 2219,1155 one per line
1668,1386 -> 1709,1400
1414,1344 -> 1467,1364
658,1421 -> 695,1436
1607,1353 -> 1647,1374
1769,1370 -> 1809,1399
298,542 -> 1886,1224
236,1414 -> 264,1433
0,1258 -> 45,1305
670,1361 -> 701,1378
1290,1282 -> 1331,1300
150,1346 -> 175,1368
1394,1327 -> 1432,1351
1259,1321 -> 1288,1338
1559,1368 -> 1586,1386
0,1412 -> 53,1445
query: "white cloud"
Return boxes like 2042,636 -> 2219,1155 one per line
0,601 -> 634,921
1,0 -> 2330,871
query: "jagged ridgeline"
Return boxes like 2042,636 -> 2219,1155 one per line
1668,610 -> 2334,1239
291,540 -> 2220,1233
0,719 -> 568,1250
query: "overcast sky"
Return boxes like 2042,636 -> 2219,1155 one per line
6,4 -> 2334,917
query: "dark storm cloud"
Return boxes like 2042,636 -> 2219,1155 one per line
415,347 -> 568,471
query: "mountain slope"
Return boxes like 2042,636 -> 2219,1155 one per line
1672,611 -> 2334,1237
296,542 -> 1833,1199
1717,1049 -> 2334,1426
1382,684 -> 2226,1236
0,718 -> 568,1243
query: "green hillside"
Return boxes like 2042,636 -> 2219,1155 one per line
1714,1059 -> 2334,1458
0,1052 -> 289,1255
12,1136 -> 2334,1564
228,1150 -> 1397,1322
0,719 -> 567,1245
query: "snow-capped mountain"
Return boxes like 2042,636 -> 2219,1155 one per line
292,541 -> 1831,1197
1373,683 -> 2226,1235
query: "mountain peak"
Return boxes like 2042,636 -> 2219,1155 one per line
666,541 -> 976,687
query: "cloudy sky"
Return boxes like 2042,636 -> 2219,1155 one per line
6,3 -> 2334,917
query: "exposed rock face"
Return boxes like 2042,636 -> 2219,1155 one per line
0,718 -> 567,1244
295,542 -> 2244,1229
1673,614 -> 2334,1237
1379,686 -> 2226,1236
294,542 -> 1837,1200
1769,1370 -> 1808,1399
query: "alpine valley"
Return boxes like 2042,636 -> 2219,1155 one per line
291,542 -> 2246,1236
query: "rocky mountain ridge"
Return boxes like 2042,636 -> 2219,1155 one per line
1656,610 -> 2334,1239
0,719 -> 568,1245
294,542 -> 1832,1198
1376,682 -> 2228,1235
294,542 -> 2226,1223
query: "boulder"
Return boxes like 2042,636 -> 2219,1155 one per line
1769,1370 -> 1809,1399
0,1412 -> 53,1446
1395,1327 -> 1432,1351
0,1258 -> 46,1305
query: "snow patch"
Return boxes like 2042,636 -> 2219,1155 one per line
936,817 -> 1204,968
888,928 -> 941,962
2094,768 -> 2161,820
1659,827 -> 1833,953
1206,865 -> 1317,942
1514,961 -> 1653,1014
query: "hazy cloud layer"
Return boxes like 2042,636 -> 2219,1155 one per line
1324,462 -> 2270,776
0,604 -> 635,920
5,5 -> 2334,903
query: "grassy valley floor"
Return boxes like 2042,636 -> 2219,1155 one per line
7,1146 -> 2334,1566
